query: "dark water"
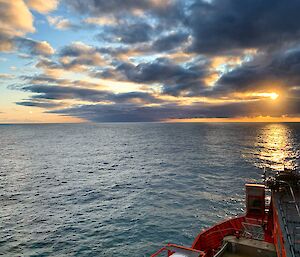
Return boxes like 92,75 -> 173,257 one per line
0,123 -> 299,256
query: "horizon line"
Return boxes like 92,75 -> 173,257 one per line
1,121 -> 300,125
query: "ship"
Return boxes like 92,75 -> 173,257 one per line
151,168 -> 300,257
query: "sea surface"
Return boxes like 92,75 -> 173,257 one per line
0,122 -> 299,257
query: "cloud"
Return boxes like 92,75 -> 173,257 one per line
151,32 -> 189,52
188,0 -> 300,54
0,0 -> 34,51
22,84 -> 110,101
47,16 -> 73,30
21,74 -> 106,90
26,0 -> 59,13
35,49 -> 105,75
98,22 -> 154,44
48,97 -> 300,122
0,73 -> 15,79
21,74 -> 68,85
16,100 -> 64,108
211,47 -> 300,96
58,42 -> 106,71
65,0 -> 148,15
59,42 -> 98,57
0,0 -> 34,35
20,83 -> 161,104
64,0 -> 170,16
59,56 -> 104,71
64,0 -> 185,31
0,0 -> 59,53
16,38 -> 55,56
50,103 -> 188,122
62,0 -> 186,50
46,16 -> 84,30
84,16 -> 117,26
35,58 -> 65,77
0,34 -> 14,52
111,91 -> 162,104
93,30 -> 190,59
111,57 -> 210,96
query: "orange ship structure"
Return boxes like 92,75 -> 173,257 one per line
151,168 -> 300,257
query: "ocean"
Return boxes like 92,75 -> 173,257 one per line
0,122 -> 299,256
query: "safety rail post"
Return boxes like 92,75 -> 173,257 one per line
150,246 -> 167,257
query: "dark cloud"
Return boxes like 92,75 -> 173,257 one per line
114,57 -> 210,96
59,42 -> 98,57
36,58 -> 61,70
151,32 -> 189,52
188,0 -> 300,54
15,38 -> 54,56
112,92 -> 162,104
21,84 -> 161,104
58,44 -> 105,70
50,103 -> 187,122
16,100 -> 64,108
48,97 -> 300,122
89,57 -> 211,97
116,58 -> 185,83
90,68 -> 117,79
64,0 -> 184,22
63,0 -> 300,56
34,45 -> 105,74
20,74 -> 102,89
65,0 -> 152,15
21,74 -> 66,84
22,84 -> 109,102
98,22 -> 153,44
61,56 -> 103,70
92,30 -> 189,59
211,47 -> 300,96
96,45 -> 130,56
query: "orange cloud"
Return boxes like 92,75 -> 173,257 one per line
0,0 -> 34,50
0,0 -> 35,35
84,16 -> 117,26
26,0 -> 59,14
34,40 -> 55,55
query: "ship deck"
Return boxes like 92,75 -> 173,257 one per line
274,187 -> 300,257
213,236 -> 277,257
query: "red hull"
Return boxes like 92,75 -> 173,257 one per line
191,216 -> 246,257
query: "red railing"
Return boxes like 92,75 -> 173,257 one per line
191,216 -> 246,257
150,243 -> 205,257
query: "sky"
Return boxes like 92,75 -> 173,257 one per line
0,0 -> 300,123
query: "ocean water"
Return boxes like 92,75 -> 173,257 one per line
0,122 -> 299,257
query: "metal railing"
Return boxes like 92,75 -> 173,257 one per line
150,243 -> 204,257
278,184 -> 300,257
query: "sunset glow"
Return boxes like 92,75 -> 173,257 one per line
166,116 -> 300,123
255,92 -> 279,100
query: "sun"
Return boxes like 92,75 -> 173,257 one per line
250,92 -> 280,100
270,92 -> 279,100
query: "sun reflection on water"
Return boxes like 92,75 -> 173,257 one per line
254,124 -> 299,171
